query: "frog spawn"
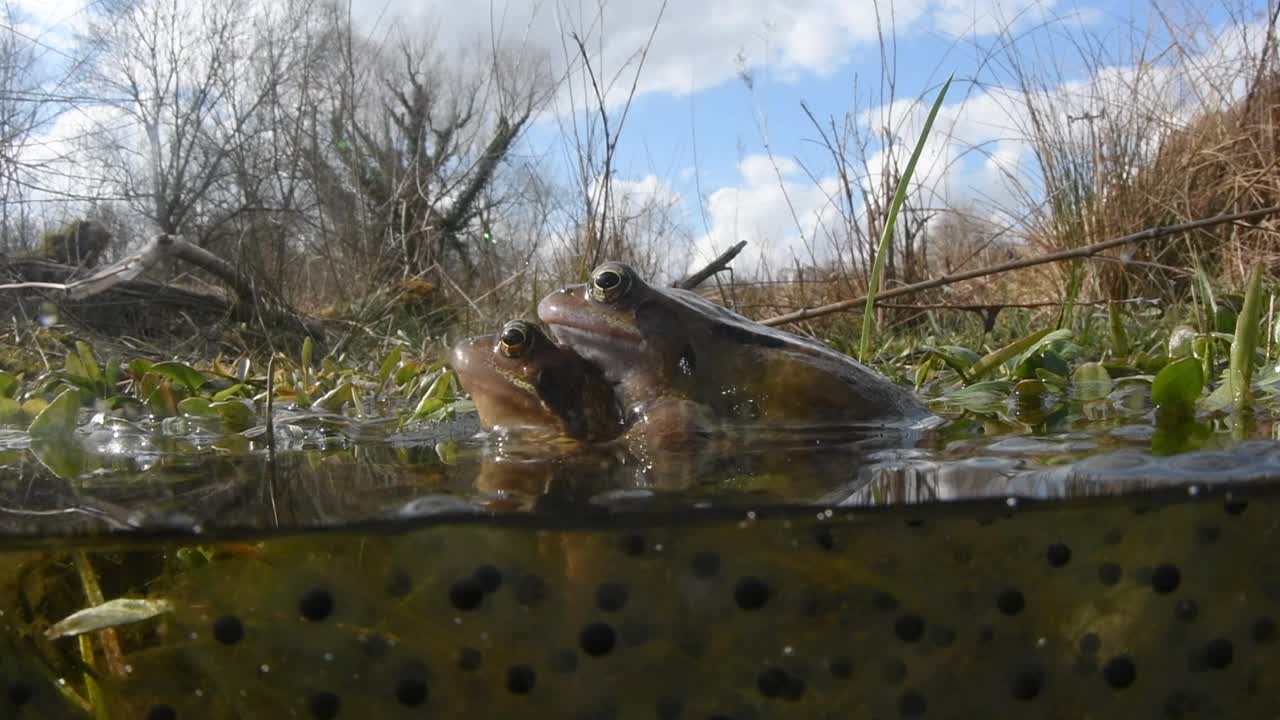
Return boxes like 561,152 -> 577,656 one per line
2,482 -> 1272,719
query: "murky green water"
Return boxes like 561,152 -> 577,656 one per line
0,397 -> 1278,718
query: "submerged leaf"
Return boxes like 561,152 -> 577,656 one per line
45,598 -> 175,639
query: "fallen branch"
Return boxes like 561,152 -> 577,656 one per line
3,234 -> 324,344
677,240 -> 747,289
761,206 -> 1280,327
876,298 -> 1160,312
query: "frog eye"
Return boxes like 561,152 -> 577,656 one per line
589,262 -> 633,304
497,320 -> 535,358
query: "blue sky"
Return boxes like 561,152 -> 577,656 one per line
8,0 -> 1267,276
471,0 -> 1260,275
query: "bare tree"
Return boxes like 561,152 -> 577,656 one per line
309,19 -> 551,294
79,0 -> 284,242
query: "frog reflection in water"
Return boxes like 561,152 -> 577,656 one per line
538,261 -> 927,430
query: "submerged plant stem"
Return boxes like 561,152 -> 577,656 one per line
73,551 -> 119,718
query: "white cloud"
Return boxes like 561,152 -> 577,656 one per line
605,173 -> 684,210
690,154 -> 844,276
354,0 -> 1061,110
688,6 -> 1274,282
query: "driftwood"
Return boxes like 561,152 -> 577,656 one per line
1,235 -> 324,347
761,205 -> 1280,327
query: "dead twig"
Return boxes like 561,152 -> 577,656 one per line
676,241 -> 747,289
761,206 -> 1280,327
876,298 -> 1159,311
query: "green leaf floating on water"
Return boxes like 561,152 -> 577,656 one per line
0,397 -> 22,424
45,597 -> 174,639
967,328 -> 1055,383
30,438 -> 96,480
28,388 -> 80,438
149,361 -> 206,393
177,397 -> 215,417
1151,356 -> 1204,418
212,399 -> 257,432
211,383 -> 246,402
313,383 -> 356,412
0,371 -> 18,398
1072,362 -> 1112,401
925,346 -> 980,380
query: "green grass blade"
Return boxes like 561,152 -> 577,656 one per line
1229,261 -> 1264,410
858,74 -> 953,362
1057,260 -> 1083,330
1107,301 -> 1130,357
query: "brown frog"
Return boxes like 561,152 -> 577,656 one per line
451,318 -> 728,492
537,261 -> 928,428
450,317 -> 909,498
449,319 -> 624,442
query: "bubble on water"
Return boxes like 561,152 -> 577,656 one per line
161,416 -> 190,436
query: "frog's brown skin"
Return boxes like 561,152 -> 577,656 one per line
450,320 -> 624,443
538,261 -> 928,427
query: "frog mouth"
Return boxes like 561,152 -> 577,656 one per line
537,288 -> 646,347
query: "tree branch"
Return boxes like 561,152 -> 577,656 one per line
761,205 -> 1280,327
